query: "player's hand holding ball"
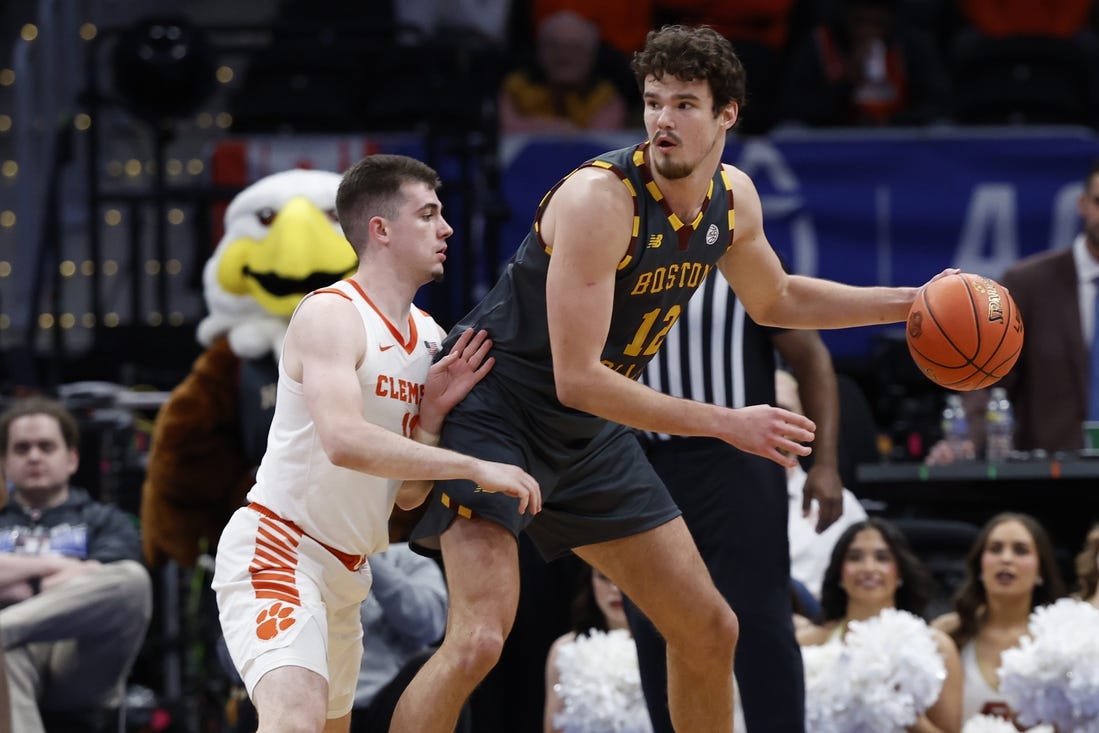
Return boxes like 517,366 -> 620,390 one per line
906,272 -> 1024,391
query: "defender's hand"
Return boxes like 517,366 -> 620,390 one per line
419,328 -> 494,433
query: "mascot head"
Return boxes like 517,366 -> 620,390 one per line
197,168 -> 358,359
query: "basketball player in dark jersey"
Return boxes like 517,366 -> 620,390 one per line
392,25 -> 956,733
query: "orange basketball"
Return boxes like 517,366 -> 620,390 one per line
906,272 -> 1024,391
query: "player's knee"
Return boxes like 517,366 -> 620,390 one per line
447,623 -> 506,678
711,602 -> 739,651
667,599 -> 738,662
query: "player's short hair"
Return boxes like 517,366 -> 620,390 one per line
336,155 -> 441,250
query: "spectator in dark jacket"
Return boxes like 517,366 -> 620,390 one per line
0,397 -> 152,733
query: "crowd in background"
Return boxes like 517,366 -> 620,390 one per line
484,0 -> 1098,134
2,1 -> 1099,732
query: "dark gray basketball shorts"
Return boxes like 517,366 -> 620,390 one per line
409,381 -> 681,561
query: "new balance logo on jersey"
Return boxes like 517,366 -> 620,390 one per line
647,234 -> 664,249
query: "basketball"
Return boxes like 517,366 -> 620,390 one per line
906,272 -> 1024,391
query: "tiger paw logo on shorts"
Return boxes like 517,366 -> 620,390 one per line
255,601 -> 296,640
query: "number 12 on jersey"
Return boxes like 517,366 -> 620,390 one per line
623,305 -> 681,357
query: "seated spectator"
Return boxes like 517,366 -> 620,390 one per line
533,0 -> 653,56
783,0 -> 950,127
777,368 -> 869,600
543,564 -> 652,733
499,10 -> 628,134
1075,522 -> 1099,608
798,517 -> 963,732
350,542 -> 454,733
931,513 -> 1066,727
0,397 -> 153,732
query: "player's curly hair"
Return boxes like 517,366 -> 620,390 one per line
631,25 -> 747,116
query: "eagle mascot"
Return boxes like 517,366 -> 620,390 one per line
140,169 -> 356,568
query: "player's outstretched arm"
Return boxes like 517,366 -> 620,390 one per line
288,295 -> 541,513
717,166 -> 957,329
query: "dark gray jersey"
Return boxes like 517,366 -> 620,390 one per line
444,142 -> 735,439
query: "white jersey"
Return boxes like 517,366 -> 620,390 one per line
960,640 -> 1011,722
247,278 -> 442,557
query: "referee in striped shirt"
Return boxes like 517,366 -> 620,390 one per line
625,270 -> 844,733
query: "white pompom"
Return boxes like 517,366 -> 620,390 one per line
803,609 -> 946,733
999,597 -> 1099,733
552,629 -> 653,733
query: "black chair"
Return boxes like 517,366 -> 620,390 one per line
797,372 -> 882,494
836,373 -> 882,494
891,517 -> 981,618
951,34 -> 1099,127
42,708 -> 119,733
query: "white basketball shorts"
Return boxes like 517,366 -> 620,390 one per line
212,503 -> 373,718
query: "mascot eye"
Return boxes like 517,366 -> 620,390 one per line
325,208 -> 339,223
256,208 -> 277,226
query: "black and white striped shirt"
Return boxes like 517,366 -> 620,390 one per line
640,272 -> 783,441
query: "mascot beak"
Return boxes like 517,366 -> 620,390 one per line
216,196 -> 358,316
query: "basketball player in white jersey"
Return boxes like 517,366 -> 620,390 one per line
212,154 -> 541,733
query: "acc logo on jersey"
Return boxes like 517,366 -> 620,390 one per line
706,224 -> 720,245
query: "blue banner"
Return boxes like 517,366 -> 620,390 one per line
497,128 -> 1099,361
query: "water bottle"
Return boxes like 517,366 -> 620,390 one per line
941,394 -> 970,459
986,387 -> 1015,463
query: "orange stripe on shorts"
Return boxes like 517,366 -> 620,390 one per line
250,519 -> 302,606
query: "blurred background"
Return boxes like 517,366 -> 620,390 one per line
2,1 -> 1098,730
2,0 -> 1097,473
